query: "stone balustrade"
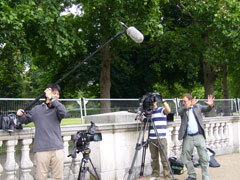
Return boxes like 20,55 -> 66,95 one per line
0,114 -> 239,180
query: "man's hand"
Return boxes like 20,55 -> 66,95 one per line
191,96 -> 198,107
44,88 -> 52,99
17,109 -> 25,116
205,94 -> 215,107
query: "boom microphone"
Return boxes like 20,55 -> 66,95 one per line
22,22 -> 143,112
120,22 -> 144,43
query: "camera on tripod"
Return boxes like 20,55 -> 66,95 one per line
139,93 -> 162,120
141,92 -> 162,112
70,121 -> 102,158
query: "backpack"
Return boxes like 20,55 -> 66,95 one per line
196,148 -> 220,168
207,148 -> 220,167
0,114 -> 23,133
168,157 -> 184,174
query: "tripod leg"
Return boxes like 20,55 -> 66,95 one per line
88,157 -> 101,180
139,140 -> 149,177
127,121 -> 148,180
78,160 -> 87,180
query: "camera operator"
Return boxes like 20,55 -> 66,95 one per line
17,84 -> 66,180
148,98 -> 172,180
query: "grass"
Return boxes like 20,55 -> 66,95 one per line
22,118 -> 85,128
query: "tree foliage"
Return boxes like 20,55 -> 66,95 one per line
0,0 -> 84,97
1,0 -> 240,100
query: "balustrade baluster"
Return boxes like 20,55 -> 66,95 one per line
72,152 -> 82,179
204,124 -> 210,147
4,140 -> 19,180
20,138 -> 33,180
167,126 -> 174,157
209,123 -> 215,149
63,135 -> 72,179
219,122 -> 225,147
213,123 -> 221,149
172,126 -> 181,157
223,122 -> 229,146
0,140 -> 3,177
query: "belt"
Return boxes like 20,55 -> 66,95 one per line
188,132 -> 199,136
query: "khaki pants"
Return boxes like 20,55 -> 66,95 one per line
34,149 -> 64,180
181,134 -> 210,180
149,138 -> 171,180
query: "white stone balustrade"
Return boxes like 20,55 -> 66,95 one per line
0,115 -> 239,179
20,138 -> 34,180
4,139 -> 18,180
0,140 -> 3,177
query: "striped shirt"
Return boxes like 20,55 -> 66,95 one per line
149,106 -> 167,139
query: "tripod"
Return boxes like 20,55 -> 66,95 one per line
77,147 -> 100,180
127,109 -> 175,180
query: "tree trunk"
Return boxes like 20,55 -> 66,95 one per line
202,60 -> 216,97
202,59 -> 217,117
222,64 -> 231,116
100,44 -> 111,113
201,33 -> 217,117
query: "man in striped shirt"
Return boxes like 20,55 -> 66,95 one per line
149,99 -> 171,180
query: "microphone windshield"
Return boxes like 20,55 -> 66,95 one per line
126,26 -> 144,43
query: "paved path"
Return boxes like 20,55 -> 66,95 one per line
1,153 -> 240,179
135,153 -> 240,180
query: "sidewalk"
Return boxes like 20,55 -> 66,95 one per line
136,153 -> 240,180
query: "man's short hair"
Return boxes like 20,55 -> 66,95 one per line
182,93 -> 192,100
47,83 -> 61,94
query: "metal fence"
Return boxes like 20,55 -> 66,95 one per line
0,98 -> 239,124
177,98 -> 238,116
0,98 -> 84,122
83,98 -> 239,118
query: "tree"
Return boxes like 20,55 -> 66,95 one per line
153,0 -> 240,100
73,0 -> 165,112
0,0 -> 84,98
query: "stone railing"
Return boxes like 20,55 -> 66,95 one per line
0,113 -> 240,180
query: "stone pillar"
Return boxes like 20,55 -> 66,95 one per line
20,138 -> 34,180
213,123 -> 221,149
224,122 -> 230,147
172,126 -> 181,157
4,140 -> 19,180
167,126 -> 174,157
219,122 -> 225,147
63,135 -> 73,180
205,123 -> 210,147
208,123 -> 215,149
72,153 -> 82,179
0,140 -> 3,177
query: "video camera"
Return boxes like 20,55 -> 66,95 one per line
70,121 -> 102,158
140,92 -> 162,112
138,92 -> 174,122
